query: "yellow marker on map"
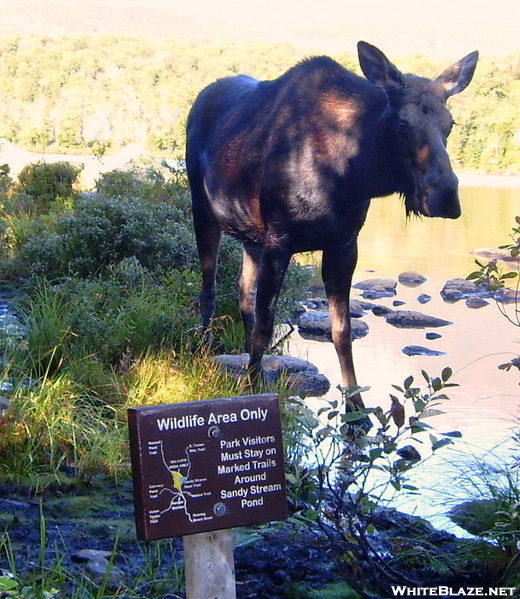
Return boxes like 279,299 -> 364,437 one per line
171,470 -> 184,492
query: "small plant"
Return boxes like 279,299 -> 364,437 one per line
287,368 -> 464,595
447,434 -> 520,587
467,215 -> 520,324
467,216 -> 520,377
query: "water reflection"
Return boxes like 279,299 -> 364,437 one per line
288,181 -> 520,532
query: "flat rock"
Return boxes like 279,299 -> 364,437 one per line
85,558 -> 125,589
465,297 -> 490,309
349,299 -> 368,317
72,549 -> 114,563
385,310 -> 452,329
371,305 -> 394,317
297,298 -> 371,317
213,354 -> 330,397
495,287 -> 519,304
402,345 -> 447,357
440,278 -> 490,303
398,271 -> 427,287
448,499 -> 502,536
352,278 -> 397,299
471,247 -> 520,263
300,297 -> 329,310
298,310 -> 369,341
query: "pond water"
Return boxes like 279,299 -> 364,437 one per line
288,175 -> 520,532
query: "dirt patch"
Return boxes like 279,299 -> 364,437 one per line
0,480 -> 339,598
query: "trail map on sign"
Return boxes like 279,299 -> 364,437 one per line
147,440 -> 212,527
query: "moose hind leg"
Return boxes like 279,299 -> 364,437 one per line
237,242 -> 262,354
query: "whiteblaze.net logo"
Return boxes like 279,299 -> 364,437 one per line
391,587 -> 517,597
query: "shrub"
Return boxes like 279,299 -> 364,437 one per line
14,162 -> 81,212
286,370 -> 475,595
0,163 -> 13,194
4,166 -> 311,367
10,194 -> 200,280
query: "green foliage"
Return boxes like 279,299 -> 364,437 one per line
467,217 -> 520,374
448,442 -> 520,587
14,162 -> 81,213
13,271 -> 200,375
286,369 -> 463,595
467,214 -> 520,294
0,35 -> 517,172
1,164 -> 309,369
0,164 -> 13,194
5,190 -> 197,280
0,36 -> 299,160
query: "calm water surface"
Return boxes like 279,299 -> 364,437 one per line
288,178 -> 520,531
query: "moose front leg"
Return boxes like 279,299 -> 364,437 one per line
192,205 -> 223,338
247,243 -> 291,385
322,244 -> 365,409
237,242 -> 262,354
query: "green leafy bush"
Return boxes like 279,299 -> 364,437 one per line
286,370 -> 476,595
14,162 -> 81,212
10,194 -> 199,279
3,165 -> 310,378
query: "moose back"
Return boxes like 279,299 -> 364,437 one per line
185,41 -> 478,407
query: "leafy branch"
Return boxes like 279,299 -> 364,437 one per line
286,367 -> 460,596
467,217 -> 520,375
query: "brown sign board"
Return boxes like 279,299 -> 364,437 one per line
128,393 -> 288,541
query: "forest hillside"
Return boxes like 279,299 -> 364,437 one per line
0,1 -> 519,173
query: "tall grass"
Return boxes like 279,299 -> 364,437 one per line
446,441 -> 520,586
0,346 -> 242,487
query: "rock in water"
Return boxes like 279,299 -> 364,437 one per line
440,278 -> 490,302
297,310 -> 369,341
402,345 -> 446,357
213,354 -> 331,397
353,278 -> 397,299
385,310 -> 452,329
398,271 -> 427,287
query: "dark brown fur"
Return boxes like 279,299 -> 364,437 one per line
186,42 -> 478,406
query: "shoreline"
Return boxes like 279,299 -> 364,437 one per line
1,137 -> 520,189
457,172 -> 520,188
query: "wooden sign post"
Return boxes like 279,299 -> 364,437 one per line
183,530 -> 236,599
128,394 -> 288,598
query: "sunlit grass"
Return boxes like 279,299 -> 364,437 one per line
0,345 -> 243,487
119,347 -> 243,409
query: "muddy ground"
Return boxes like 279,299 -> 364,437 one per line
0,479 -> 341,599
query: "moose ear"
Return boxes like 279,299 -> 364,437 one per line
357,41 -> 404,91
436,51 -> 479,97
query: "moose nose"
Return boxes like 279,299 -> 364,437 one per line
427,184 -> 461,218
424,166 -> 461,218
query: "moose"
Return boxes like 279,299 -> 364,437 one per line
185,42 -> 478,408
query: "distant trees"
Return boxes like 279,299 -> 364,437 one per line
0,35 -> 519,173
447,55 -> 520,173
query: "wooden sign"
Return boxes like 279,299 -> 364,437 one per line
128,394 -> 288,541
